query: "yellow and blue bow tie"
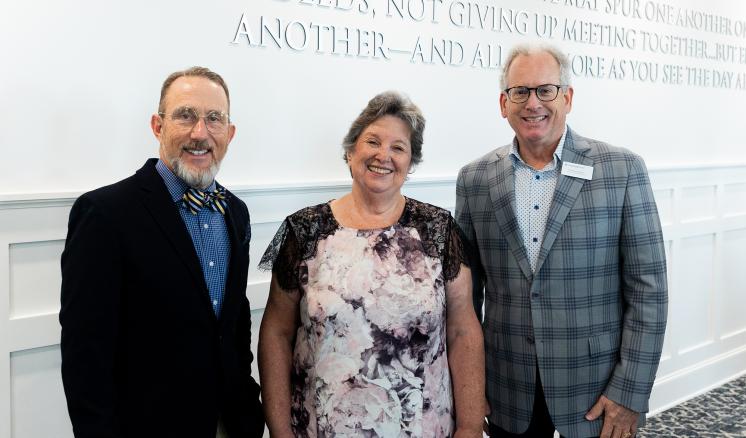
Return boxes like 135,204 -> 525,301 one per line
182,187 -> 228,215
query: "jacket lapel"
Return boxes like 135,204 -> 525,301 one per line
220,192 -> 248,325
488,148 -> 533,281
534,129 -> 593,274
136,160 -> 208,293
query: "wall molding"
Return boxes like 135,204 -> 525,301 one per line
3,162 -> 746,210
649,345 -> 746,416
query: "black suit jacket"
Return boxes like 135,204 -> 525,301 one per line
60,159 -> 264,437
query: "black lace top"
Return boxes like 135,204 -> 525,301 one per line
259,197 -> 469,292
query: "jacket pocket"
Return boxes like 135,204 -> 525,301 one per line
588,331 -> 621,357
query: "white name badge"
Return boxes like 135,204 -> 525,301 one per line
561,162 -> 594,180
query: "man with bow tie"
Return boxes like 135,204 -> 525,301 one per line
60,67 -> 264,438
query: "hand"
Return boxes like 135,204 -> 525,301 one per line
586,395 -> 639,438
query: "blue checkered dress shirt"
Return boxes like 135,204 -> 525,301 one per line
156,160 -> 231,316
510,126 -> 567,272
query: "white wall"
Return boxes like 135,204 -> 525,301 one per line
2,0 -> 746,195
2,0 -> 746,436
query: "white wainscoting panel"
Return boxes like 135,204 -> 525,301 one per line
10,346 -> 72,438
1,200 -> 72,438
653,189 -> 674,227
9,240 -> 65,319
679,186 -> 717,223
676,234 -> 715,355
723,183 -> 746,217
721,229 -> 746,341
645,165 -> 746,414
1,164 -> 745,437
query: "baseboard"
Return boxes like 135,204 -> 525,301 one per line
648,345 -> 746,416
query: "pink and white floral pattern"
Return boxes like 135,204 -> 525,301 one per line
262,199 -> 468,437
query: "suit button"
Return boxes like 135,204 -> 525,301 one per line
531,293 -> 540,299
527,336 -> 535,344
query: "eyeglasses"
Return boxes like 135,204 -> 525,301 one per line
158,107 -> 230,133
503,84 -> 566,103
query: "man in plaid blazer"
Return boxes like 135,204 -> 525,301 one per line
455,43 -> 668,438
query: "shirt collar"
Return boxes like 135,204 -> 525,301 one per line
510,125 -> 568,170
155,159 -> 217,203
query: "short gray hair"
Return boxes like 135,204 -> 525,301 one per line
500,43 -> 572,91
342,91 -> 425,168
159,66 -> 230,113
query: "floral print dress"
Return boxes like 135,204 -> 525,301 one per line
260,198 -> 469,437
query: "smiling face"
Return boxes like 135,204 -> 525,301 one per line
347,115 -> 412,199
151,76 -> 235,189
500,51 -> 573,152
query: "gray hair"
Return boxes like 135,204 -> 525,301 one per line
342,91 -> 425,168
499,43 -> 572,91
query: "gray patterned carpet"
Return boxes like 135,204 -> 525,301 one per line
637,375 -> 746,437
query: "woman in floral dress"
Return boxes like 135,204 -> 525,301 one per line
258,92 -> 485,438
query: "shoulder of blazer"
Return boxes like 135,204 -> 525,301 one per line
75,159 -> 161,216
566,129 -> 641,163
459,144 -> 511,176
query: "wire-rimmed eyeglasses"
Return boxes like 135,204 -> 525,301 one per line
158,106 -> 230,133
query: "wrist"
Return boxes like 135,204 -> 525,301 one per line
267,422 -> 294,438
455,423 -> 483,433
454,425 -> 484,438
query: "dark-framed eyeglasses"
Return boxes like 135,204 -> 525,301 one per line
503,84 -> 566,103
158,106 -> 230,133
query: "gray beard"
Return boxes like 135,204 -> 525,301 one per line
170,157 -> 220,190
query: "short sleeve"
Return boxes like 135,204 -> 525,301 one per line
403,199 -> 470,283
258,219 -> 304,292
442,214 -> 470,283
258,203 -> 338,292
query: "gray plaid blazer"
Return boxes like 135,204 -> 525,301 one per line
455,128 -> 668,437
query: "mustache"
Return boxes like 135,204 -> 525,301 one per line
181,140 -> 211,151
